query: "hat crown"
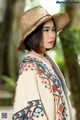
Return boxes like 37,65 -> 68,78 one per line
20,6 -> 49,35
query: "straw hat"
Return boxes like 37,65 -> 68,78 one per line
17,5 -> 70,50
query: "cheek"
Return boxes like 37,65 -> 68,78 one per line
43,33 -> 48,42
53,38 -> 56,47
41,38 -> 47,48
42,33 -> 49,46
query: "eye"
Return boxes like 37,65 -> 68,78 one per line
43,29 -> 49,32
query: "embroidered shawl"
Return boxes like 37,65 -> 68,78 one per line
12,54 -> 74,120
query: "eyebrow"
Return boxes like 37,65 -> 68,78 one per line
43,26 -> 55,29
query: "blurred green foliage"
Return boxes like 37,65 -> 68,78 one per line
0,74 -> 16,93
0,75 -> 16,106
53,40 -> 64,74
27,0 -> 40,8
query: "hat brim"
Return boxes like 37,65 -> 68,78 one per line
17,13 -> 69,51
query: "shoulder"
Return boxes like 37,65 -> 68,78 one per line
18,56 -> 37,75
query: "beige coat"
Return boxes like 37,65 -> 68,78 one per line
12,54 -> 74,120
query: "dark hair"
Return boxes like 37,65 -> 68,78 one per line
24,18 -> 57,53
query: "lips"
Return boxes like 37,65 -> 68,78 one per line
48,41 -> 54,43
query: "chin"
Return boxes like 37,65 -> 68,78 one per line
46,46 -> 53,49
46,47 -> 52,51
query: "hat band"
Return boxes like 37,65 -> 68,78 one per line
33,14 -> 51,27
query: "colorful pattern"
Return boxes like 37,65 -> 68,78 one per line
12,100 -> 45,120
19,56 -> 62,95
18,55 -> 69,120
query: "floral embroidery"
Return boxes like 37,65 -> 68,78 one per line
18,56 -> 69,120
12,100 -> 45,120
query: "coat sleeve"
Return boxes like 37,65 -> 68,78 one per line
12,67 -> 48,120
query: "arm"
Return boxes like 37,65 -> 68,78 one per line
12,68 -> 48,120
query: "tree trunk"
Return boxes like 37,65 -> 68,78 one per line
0,0 -> 25,82
59,3 -> 80,120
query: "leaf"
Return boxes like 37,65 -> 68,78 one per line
0,74 -> 16,91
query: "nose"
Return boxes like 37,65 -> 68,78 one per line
49,31 -> 55,39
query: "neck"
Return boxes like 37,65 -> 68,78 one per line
28,50 -> 46,58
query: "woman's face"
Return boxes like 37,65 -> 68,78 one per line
42,19 -> 56,50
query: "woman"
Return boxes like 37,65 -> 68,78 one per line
12,6 -> 74,120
